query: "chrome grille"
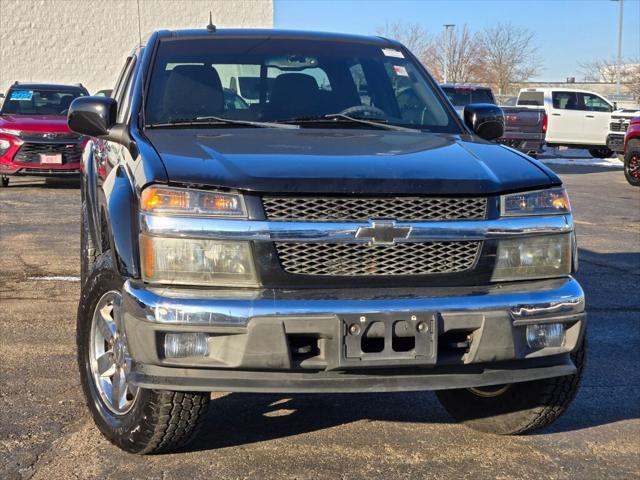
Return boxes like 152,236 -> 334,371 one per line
262,196 -> 487,222
275,241 -> 481,276
609,121 -> 629,133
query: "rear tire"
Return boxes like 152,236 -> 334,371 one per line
589,147 -> 613,159
77,252 -> 210,453
624,140 -> 640,187
0,175 -> 9,187
436,339 -> 585,435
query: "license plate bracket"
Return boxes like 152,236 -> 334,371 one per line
338,312 -> 437,367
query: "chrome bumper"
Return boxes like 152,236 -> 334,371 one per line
120,277 -> 586,393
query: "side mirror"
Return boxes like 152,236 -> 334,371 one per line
68,96 -> 117,137
68,96 -> 132,148
463,103 -> 505,141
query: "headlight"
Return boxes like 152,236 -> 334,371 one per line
0,128 -> 21,137
501,187 -> 570,216
0,139 -> 11,156
140,234 -> 258,286
492,234 -> 571,281
140,185 -> 246,217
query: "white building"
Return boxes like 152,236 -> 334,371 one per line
0,0 -> 274,94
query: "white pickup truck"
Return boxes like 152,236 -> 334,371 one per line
517,88 -> 615,158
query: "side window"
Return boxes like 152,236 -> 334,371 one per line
116,58 -> 137,123
580,93 -> 611,113
552,91 -> 579,110
111,57 -> 133,102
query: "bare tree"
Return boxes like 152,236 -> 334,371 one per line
426,24 -> 485,83
580,58 -> 619,82
375,21 -> 434,63
581,57 -> 640,100
627,62 -> 640,100
479,22 -> 541,95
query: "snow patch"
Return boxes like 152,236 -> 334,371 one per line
29,276 -> 81,282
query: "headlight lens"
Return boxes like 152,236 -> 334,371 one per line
501,187 -> 570,216
492,234 -> 571,281
140,234 -> 258,286
0,128 -> 21,137
140,185 -> 246,217
0,139 -> 11,156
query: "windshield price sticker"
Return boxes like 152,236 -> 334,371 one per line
10,90 -> 34,101
382,48 -> 404,58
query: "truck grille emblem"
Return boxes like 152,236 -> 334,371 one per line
355,220 -> 412,246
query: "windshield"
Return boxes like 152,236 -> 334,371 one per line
145,37 -> 459,133
442,87 -> 495,107
1,88 -> 86,116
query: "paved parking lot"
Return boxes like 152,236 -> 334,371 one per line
1,165 -> 639,480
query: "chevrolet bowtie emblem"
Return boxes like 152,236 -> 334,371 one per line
355,220 -> 412,246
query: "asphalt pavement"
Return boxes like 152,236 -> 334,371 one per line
1,166 -> 638,480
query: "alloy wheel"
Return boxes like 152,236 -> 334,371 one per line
89,290 -> 139,415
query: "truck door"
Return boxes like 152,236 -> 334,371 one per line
547,91 -> 583,145
578,92 -> 612,146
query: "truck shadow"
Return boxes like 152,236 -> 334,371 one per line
183,247 -> 639,452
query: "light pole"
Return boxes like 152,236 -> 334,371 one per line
443,24 -> 455,84
613,0 -> 624,96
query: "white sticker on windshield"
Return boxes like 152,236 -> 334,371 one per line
10,90 -> 33,101
393,65 -> 409,77
382,48 -> 404,58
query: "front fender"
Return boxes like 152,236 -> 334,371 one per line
81,140 -> 100,249
102,164 -> 140,278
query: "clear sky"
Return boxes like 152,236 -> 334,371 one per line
275,0 -> 640,81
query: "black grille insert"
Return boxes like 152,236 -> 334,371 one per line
14,142 -> 83,165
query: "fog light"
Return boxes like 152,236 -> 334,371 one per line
164,332 -> 209,358
526,323 -> 565,350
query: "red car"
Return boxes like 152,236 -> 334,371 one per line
624,116 -> 640,186
0,82 -> 89,187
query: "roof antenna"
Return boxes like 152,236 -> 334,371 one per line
206,12 -> 216,32
136,0 -> 143,47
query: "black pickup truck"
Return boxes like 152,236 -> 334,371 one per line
68,28 -> 585,454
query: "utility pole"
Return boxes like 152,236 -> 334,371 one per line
616,0 -> 624,96
443,24 -> 455,84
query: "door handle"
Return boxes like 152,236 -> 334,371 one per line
585,115 -> 595,118
552,113 -> 561,116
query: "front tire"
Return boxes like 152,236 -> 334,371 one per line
77,252 -> 210,453
436,340 -> 585,435
0,175 -> 9,187
624,140 -> 640,186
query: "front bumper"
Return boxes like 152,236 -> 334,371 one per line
121,277 -> 586,393
607,134 -> 625,153
0,164 -> 81,177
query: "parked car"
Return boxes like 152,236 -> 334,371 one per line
94,89 -> 113,97
516,88 -> 615,158
623,116 -> 640,186
68,28 -> 585,454
442,84 -> 546,156
607,108 -> 640,157
0,82 -> 89,187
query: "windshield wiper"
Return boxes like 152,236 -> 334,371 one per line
147,116 -> 299,129
279,113 -> 420,132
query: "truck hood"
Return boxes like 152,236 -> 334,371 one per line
144,128 -> 558,195
0,114 -> 73,133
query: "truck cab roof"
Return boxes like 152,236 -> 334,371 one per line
156,28 -> 401,48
